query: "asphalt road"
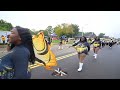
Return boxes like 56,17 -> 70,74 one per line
31,45 -> 120,79
1,44 -> 120,79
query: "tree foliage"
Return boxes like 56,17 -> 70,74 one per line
54,23 -> 79,38
71,24 -> 79,37
0,19 -> 13,31
1,19 -> 105,39
98,33 -> 105,38
45,26 -> 53,36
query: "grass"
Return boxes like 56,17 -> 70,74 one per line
0,40 -> 74,47
0,45 -> 7,48
52,40 -> 60,43
67,40 -> 74,44
51,40 -> 74,46
0,43 -> 7,48
0,43 -> 7,45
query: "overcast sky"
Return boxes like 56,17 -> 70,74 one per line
0,11 -> 120,38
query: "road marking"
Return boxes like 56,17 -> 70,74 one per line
56,52 -> 77,60
29,47 -> 93,69
29,52 -> 77,69
1,46 -> 93,69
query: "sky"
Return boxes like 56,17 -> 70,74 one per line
0,11 -> 120,38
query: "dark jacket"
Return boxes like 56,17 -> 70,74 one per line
91,40 -> 101,47
72,41 -> 90,52
0,44 -> 31,79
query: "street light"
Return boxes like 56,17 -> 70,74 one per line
82,24 -> 88,36
82,26 -> 83,36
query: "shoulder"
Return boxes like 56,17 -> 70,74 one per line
76,40 -> 80,43
84,42 -> 89,45
13,45 -> 30,55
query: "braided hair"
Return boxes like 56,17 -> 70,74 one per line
15,26 -> 35,64
79,36 -> 87,42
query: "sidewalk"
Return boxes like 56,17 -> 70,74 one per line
0,44 -> 93,58
50,44 -> 76,57
0,44 -> 74,57
51,44 -> 93,57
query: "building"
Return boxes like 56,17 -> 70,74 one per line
75,32 -> 96,39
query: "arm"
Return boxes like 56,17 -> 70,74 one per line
91,40 -> 94,44
72,41 -> 80,46
12,49 -> 30,79
86,42 -> 90,52
99,41 -> 102,48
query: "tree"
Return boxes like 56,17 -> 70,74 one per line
83,32 -> 96,38
54,23 -> 78,38
0,19 -> 13,31
43,30 -> 49,36
45,26 -> 53,36
66,24 -> 74,37
54,25 -> 64,37
98,33 -> 105,38
71,24 -> 79,37
76,32 -> 83,37
29,30 -> 35,35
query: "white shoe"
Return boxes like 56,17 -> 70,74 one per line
78,63 -> 83,72
58,46 -> 60,49
78,68 -> 82,72
93,53 -> 96,57
94,54 -> 97,59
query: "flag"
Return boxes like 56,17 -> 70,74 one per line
32,32 -> 57,70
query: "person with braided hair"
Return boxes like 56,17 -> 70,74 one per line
91,36 -> 102,59
69,36 -> 90,72
0,26 -> 35,79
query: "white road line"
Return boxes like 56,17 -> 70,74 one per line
29,47 -> 94,69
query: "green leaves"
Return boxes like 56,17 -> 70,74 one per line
45,26 -> 53,36
0,19 -> 13,31
54,23 -> 79,38
98,33 -> 105,38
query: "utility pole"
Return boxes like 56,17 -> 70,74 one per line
82,27 -> 83,36
82,24 -> 88,36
